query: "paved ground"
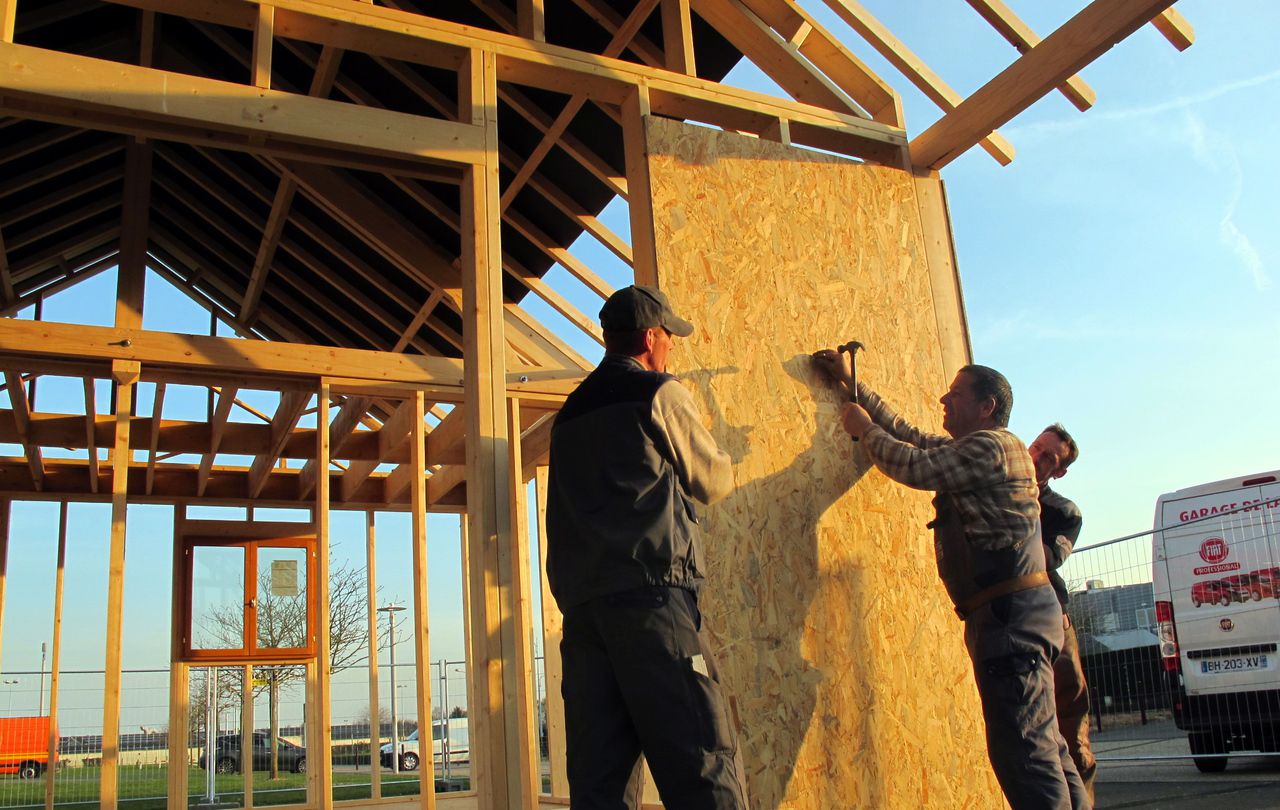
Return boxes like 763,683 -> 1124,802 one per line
1094,718 -> 1280,808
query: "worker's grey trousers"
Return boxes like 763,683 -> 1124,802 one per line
560,586 -> 748,810
966,586 -> 1092,810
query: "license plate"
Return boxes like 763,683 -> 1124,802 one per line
1200,654 -> 1273,674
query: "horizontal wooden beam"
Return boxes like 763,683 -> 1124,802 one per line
909,0 -> 1178,170
104,0 -> 905,162
0,41 -> 485,171
1151,8 -> 1193,51
0,319 -> 467,389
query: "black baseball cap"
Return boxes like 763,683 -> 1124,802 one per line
598,285 -> 694,337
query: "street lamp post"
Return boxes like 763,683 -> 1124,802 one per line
39,643 -> 47,715
377,604 -> 406,774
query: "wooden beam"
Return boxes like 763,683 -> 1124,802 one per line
407,391 -> 436,804
737,0 -> 902,125
0,226 -> 13,309
313,382 -> 334,808
1,253 -> 117,319
116,140 -> 153,331
0,319 -> 468,390
910,0 -> 1178,170
460,47 -> 530,810
253,3 -> 275,88
4,371 -> 44,491
196,385 -> 238,497
1151,8 -> 1193,51
534,467 -> 568,797
499,0 -> 661,212
517,0 -> 544,42
0,0 -> 13,43
964,0 -> 1096,112
622,87 -> 659,287
100,359 -> 139,810
661,0 -> 696,75
690,0 -> 863,116
83,378 -> 100,494
363,511 -> 382,799
820,0 -> 1015,166
247,390 -> 310,498
505,397 -> 540,801
44,501 -> 68,810
145,382 -> 164,495
0,41 -> 484,170
0,499 -> 7,689
241,180 -> 295,325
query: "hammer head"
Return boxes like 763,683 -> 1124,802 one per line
838,341 -> 864,356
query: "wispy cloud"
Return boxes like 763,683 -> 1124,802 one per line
1182,111 -> 1272,291
1005,68 -> 1280,141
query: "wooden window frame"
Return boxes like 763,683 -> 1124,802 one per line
180,534 -> 318,663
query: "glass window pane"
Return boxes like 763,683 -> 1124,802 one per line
257,547 -> 308,650
192,546 -> 246,651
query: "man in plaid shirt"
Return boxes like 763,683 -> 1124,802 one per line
812,352 -> 1089,810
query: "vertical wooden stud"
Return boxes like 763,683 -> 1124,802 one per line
242,664 -> 255,808
661,0 -> 697,75
622,85 -> 659,287
534,467 -> 568,797
45,503 -> 68,810
505,398 -> 539,800
1,0 -> 15,44
364,511 -> 382,799
314,383 -> 333,809
459,46 -> 536,810
517,0 -> 545,42
115,141 -> 152,331
911,170 -> 972,373
167,505 -> 190,810
100,359 -> 139,810
408,391 -> 437,806
253,3 -> 274,89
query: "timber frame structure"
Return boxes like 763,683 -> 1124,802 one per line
0,1 -> 1192,808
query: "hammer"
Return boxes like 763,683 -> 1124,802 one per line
838,341 -> 864,440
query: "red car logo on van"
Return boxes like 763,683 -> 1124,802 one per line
1200,538 -> 1229,564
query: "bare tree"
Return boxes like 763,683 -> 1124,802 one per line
201,560 -> 378,778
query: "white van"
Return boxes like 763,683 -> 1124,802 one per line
378,721 -> 469,772
1152,469 -> 1280,772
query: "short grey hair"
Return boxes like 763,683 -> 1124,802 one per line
959,364 -> 1013,427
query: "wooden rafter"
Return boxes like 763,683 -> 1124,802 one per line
820,0 -> 1015,165
0,138 -> 123,200
3,371 -> 43,491
241,44 -> 345,326
0,166 -> 122,231
0,225 -> 12,308
910,0 -> 1180,170
662,0 -> 696,74
196,386 -> 238,497
8,224 -> 121,288
246,391 -> 310,499
964,0 -> 1096,112
499,0 -> 661,213
1,252 -> 118,318
1152,8 -> 1194,51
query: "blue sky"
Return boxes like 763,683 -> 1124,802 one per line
2,0 -> 1278,727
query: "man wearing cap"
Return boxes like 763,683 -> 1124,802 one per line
546,285 -> 746,810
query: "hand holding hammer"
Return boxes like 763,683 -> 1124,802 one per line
811,341 -> 871,441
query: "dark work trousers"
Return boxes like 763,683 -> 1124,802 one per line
966,586 -> 1091,810
1054,617 -> 1096,804
560,586 -> 747,810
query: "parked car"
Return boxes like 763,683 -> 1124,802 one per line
379,722 -> 469,771
198,732 -> 306,774
1189,579 -> 1232,608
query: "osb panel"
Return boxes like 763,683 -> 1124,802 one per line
646,117 -> 1003,810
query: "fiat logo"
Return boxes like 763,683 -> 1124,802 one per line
1200,537 -> 1229,564
1220,618 -> 1235,632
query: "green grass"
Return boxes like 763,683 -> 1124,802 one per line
0,767 -> 466,809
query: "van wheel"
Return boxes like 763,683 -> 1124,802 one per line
401,752 -> 420,771
1189,733 -> 1228,773
1251,588 -> 1262,601
18,761 -> 40,779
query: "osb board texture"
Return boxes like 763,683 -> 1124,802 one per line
645,117 -> 1003,810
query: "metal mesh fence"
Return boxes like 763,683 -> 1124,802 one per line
1065,491 -> 1280,771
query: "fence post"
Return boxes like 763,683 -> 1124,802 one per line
1091,687 -> 1103,733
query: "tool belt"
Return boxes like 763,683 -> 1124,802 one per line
954,571 -> 1050,620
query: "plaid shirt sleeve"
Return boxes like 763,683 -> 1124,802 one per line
857,383 -> 949,450
862,426 -> 1009,493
